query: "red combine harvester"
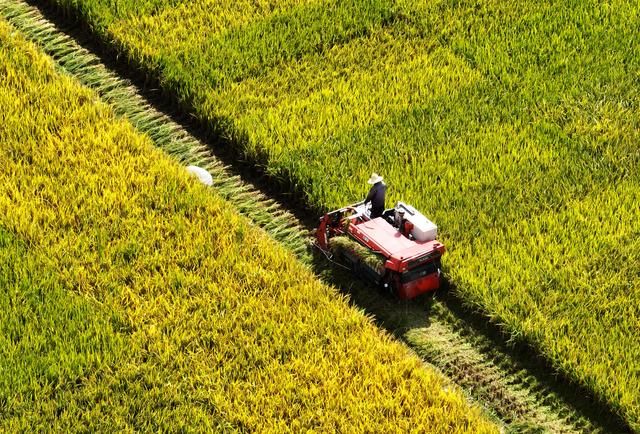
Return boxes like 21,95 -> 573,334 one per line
316,201 -> 445,299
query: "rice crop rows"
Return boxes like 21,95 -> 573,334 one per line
0,0 -> 312,260
2,2 -> 621,431
0,17 -> 497,431
28,0 -> 640,430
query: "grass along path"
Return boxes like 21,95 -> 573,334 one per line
1,1 -> 632,432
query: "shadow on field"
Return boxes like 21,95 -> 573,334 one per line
434,280 -> 633,434
307,249 -> 437,329
309,246 -> 632,433
25,0 -> 333,223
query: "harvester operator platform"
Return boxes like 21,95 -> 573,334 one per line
364,173 -> 387,219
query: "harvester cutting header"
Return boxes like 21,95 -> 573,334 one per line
316,174 -> 445,299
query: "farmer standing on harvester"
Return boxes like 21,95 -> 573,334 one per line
364,173 -> 386,219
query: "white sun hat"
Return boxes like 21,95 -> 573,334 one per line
367,173 -> 383,184
186,165 -> 213,186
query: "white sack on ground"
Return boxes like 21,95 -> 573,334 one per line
186,165 -> 213,186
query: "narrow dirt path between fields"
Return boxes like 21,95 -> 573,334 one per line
1,1 -> 631,432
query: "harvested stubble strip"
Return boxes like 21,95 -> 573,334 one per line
0,19 -> 496,432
